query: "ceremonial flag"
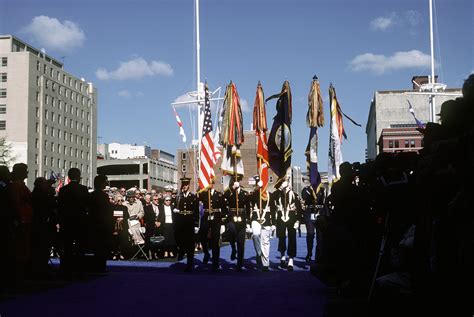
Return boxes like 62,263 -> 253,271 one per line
407,100 -> 425,130
172,105 -> 187,143
252,81 -> 269,200
305,76 -> 324,193
327,83 -> 346,186
198,83 -> 217,192
219,81 -> 244,190
267,80 -> 292,187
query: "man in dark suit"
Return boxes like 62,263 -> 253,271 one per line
223,175 -> 250,272
88,174 -> 113,273
198,180 -> 225,272
57,168 -> 90,278
173,177 -> 199,272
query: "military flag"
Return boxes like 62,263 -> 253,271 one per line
407,100 -> 425,130
252,81 -> 269,200
327,83 -> 346,186
219,81 -> 244,190
172,105 -> 187,143
305,76 -> 325,193
267,80 -> 292,187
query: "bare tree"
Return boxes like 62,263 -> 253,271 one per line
0,136 -> 15,166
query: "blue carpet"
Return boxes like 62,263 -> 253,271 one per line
0,236 -> 328,316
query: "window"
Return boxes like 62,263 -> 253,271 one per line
35,138 -> 39,148
182,164 -> 186,173
36,92 -> 40,102
57,144 -> 61,153
44,156 -> 48,166
36,76 -> 40,86
394,140 -> 399,148
182,152 -> 186,161
404,140 -> 409,148
1,57 -> 7,67
0,89 -> 6,98
50,157 -> 54,167
44,109 -> 48,120
51,112 -> 55,122
36,61 -> 40,71
44,141 -> 48,150
57,158 -> 61,168
1,73 -> 6,82
388,140 -> 394,148
0,104 -> 5,114
58,129 -> 61,139
35,154 -> 38,165
410,140 -> 416,148
51,127 -> 54,137
45,125 -> 48,135
0,120 -> 5,130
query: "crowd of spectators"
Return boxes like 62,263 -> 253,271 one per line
312,74 -> 473,315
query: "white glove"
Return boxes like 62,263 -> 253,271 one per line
246,224 -> 252,234
173,208 -> 180,213
257,180 -> 263,188
220,225 -> 226,235
271,225 -> 276,232
194,227 -> 199,234
233,182 -> 240,189
293,221 -> 299,229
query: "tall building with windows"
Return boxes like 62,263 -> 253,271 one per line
0,35 -> 97,188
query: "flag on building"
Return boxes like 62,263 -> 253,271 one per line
305,76 -> 324,193
252,81 -> 269,200
267,80 -> 292,187
327,83 -> 346,186
219,81 -> 244,190
172,105 -> 187,143
198,83 -> 217,192
407,100 -> 425,130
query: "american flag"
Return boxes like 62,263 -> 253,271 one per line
198,84 -> 216,191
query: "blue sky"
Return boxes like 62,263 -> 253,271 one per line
1,0 -> 472,171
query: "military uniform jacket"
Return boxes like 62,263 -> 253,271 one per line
250,190 -> 274,227
175,191 -> 200,227
223,188 -> 250,223
198,189 -> 224,215
273,188 -> 303,223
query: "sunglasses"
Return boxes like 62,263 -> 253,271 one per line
165,199 -> 171,202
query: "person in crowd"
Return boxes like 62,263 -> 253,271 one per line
273,179 -> 302,272
88,174 -> 114,273
301,184 -> 318,263
124,189 -> 145,255
57,168 -> 89,278
111,194 -> 129,260
198,180 -> 224,272
158,194 -> 176,258
223,175 -> 250,272
0,165 -> 14,295
173,177 -> 199,272
249,175 -> 275,272
8,163 -> 33,281
31,177 -> 57,278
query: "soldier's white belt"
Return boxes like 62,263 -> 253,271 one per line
178,211 -> 194,215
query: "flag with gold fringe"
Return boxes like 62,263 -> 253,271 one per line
327,83 -> 346,186
252,81 -> 269,200
219,81 -> 244,190
305,76 -> 324,193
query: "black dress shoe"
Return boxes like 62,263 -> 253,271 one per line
287,265 -> 294,272
305,255 -> 312,263
230,250 -> 237,261
280,259 -> 287,268
262,266 -> 269,272
203,252 -> 210,264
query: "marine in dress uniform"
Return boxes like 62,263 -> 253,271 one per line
223,176 -> 250,271
173,177 -> 200,272
198,181 -> 224,271
301,185 -> 326,262
249,176 -> 275,272
273,180 -> 303,271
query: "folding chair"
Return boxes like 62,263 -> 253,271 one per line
128,219 -> 149,261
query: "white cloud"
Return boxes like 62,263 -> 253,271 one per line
370,11 -> 421,32
96,57 -> 173,80
349,50 -> 432,74
370,13 -> 397,31
118,90 -> 131,98
21,15 -> 85,52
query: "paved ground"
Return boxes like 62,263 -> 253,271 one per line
0,236 -> 338,317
